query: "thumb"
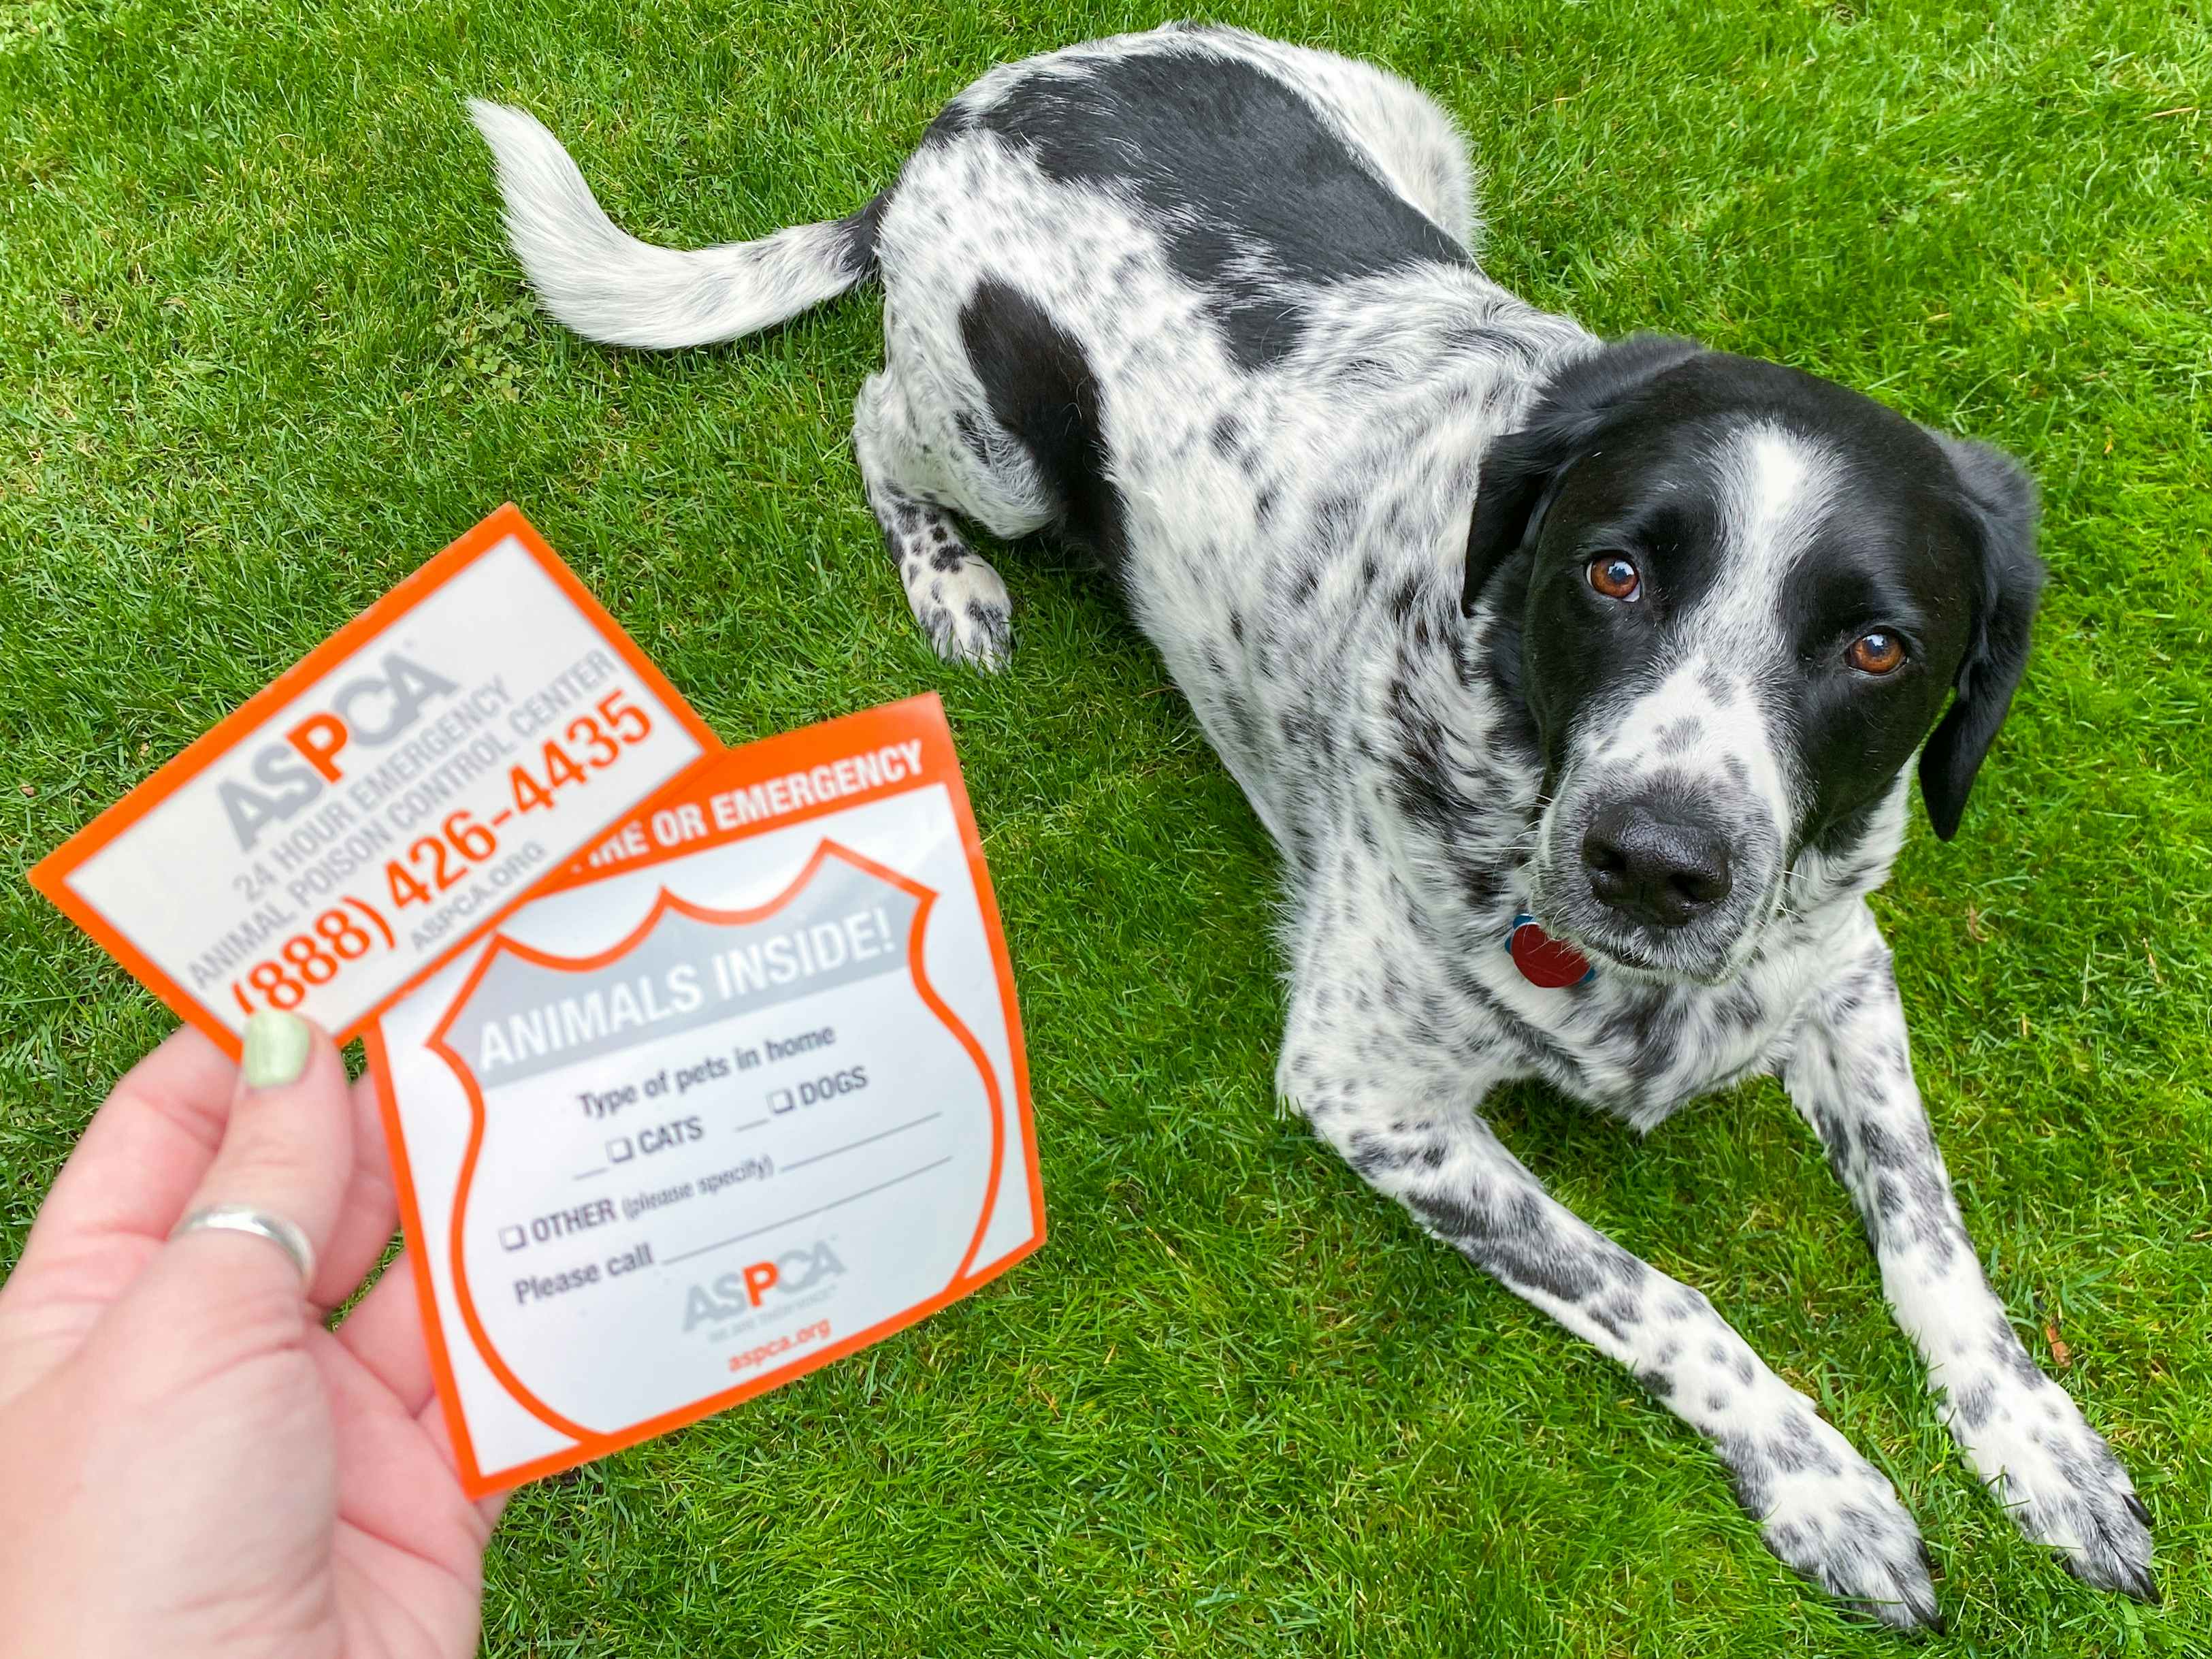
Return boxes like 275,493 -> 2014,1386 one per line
153,1011 -> 359,1315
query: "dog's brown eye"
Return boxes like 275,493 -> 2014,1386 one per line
1587,555 -> 1640,601
1847,632 -> 1905,675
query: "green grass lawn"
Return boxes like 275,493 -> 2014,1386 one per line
4,0 -> 2209,1651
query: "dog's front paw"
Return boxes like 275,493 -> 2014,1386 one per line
909,558 -> 1013,671
1730,1413 -> 1941,1631
1950,1373 -> 2156,1601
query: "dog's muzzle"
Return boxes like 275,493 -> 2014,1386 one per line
1532,775 -> 1778,982
1580,797 -> 1734,931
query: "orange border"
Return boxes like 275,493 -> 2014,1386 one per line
27,504 -> 719,1059
365,694 -> 1043,1498
422,840 -> 1005,1450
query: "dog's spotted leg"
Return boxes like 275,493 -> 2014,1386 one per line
853,370 -> 1013,670
1783,915 -> 2156,1601
871,479 -> 1013,671
1279,1013 -> 1940,1630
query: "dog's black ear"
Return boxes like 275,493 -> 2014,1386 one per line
1917,435 -> 2045,841
1462,333 -> 1706,615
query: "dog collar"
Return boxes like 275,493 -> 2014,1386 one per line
1506,912 -> 1594,988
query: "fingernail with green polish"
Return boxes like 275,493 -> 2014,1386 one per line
242,1010 -> 311,1089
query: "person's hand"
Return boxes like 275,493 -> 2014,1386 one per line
0,1012 -> 501,1658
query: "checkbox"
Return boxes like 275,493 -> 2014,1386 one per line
498,1225 -> 526,1253
607,1135 -> 634,1163
766,1087 -> 794,1114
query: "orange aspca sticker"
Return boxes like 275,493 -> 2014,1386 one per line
367,696 -> 1042,1497
29,505 -> 719,1056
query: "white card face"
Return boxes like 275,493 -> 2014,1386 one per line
368,697 -> 1041,1495
31,507 -> 717,1052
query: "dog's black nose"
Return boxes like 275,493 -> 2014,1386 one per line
1582,802 -> 1733,929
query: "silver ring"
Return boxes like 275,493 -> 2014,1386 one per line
170,1204 -> 316,1290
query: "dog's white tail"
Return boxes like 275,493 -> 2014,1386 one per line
466,99 -> 881,350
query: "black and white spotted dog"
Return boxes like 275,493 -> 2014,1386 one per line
471,24 -> 2155,1626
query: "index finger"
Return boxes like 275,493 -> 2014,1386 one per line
0,1024 -> 237,1402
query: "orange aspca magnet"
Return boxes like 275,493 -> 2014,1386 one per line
366,695 -> 1043,1498
30,505 -> 719,1057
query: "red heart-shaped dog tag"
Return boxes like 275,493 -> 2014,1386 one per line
1508,918 -> 1593,988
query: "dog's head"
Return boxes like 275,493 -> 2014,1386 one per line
1464,336 -> 2043,983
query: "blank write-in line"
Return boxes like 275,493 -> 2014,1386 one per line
732,1118 -> 768,1133
661,1157 -> 953,1267
572,1167 -> 606,1181
781,1112 -> 943,1174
